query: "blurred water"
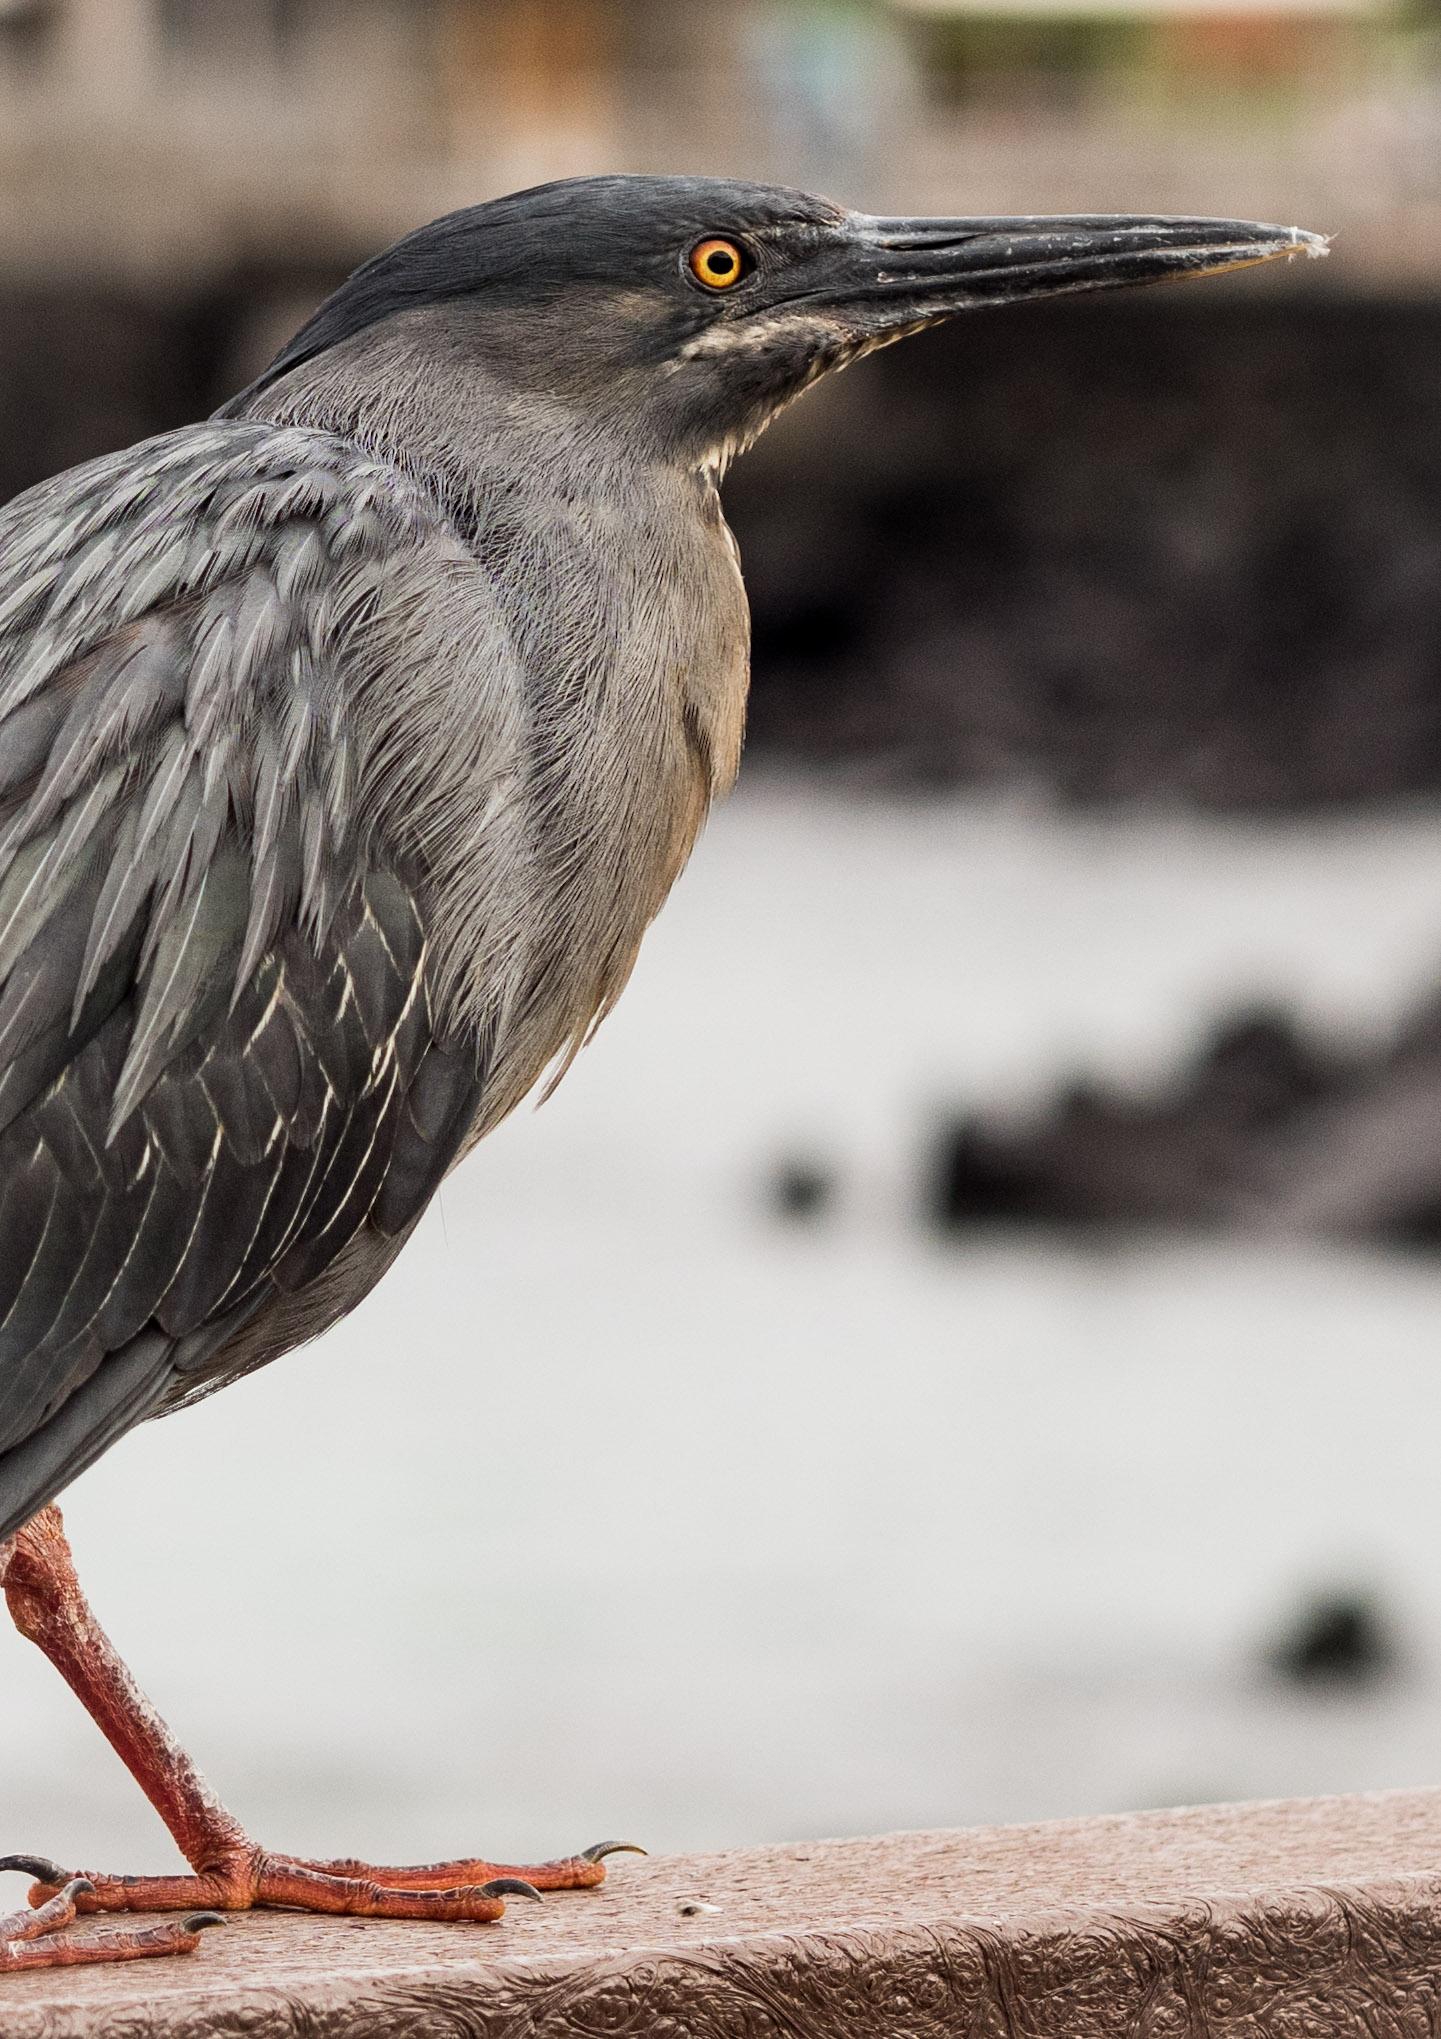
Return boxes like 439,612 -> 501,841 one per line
6,779 -> 1441,1874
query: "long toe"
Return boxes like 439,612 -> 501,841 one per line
253,1857 -> 515,1923
0,1878 -> 222,1974
311,1843 -> 645,1894
18,1868 -> 239,1915
0,1918 -> 223,1973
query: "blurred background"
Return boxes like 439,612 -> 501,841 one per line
5,0 -> 1441,1875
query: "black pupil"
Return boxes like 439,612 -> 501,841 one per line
707,248 -> 734,277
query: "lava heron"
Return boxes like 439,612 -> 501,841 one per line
0,175 -> 1324,1970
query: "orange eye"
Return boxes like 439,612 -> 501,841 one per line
688,237 -> 747,290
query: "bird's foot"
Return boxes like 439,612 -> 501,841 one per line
5,1839 -> 642,1926
0,1869 -> 222,1972
2,1514 -> 642,1950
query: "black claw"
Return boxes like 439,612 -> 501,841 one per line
184,1912 -> 226,1934
0,1856 -> 67,1883
479,1877 -> 543,1902
63,1878 -> 95,1901
582,1840 -> 647,1863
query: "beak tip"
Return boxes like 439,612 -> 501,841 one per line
1290,226 -> 1332,260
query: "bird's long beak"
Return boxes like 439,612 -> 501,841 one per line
829,213 -> 1328,335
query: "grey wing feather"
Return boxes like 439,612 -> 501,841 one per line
0,423 -> 486,1541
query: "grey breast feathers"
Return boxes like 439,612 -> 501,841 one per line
0,422 -> 486,1540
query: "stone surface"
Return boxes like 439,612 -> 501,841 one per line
6,1789 -> 1441,2035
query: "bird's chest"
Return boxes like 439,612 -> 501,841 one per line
382,472 -> 749,1126
505,485 -> 749,1074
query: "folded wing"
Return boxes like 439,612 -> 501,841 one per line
0,423 -> 488,1537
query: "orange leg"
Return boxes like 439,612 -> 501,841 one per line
1,1507 -> 640,1969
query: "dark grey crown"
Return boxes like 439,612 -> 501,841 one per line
223,172 -> 840,410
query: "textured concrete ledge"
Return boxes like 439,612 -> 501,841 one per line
8,1788 -> 1441,2037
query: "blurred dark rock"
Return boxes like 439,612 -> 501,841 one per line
1189,1011 -> 1338,1129
928,985 -> 1441,1246
936,1080 -> 1212,1228
769,1159 -> 836,1222
931,1005 -> 1347,1235
1259,987 -> 1441,1244
1268,1591 -> 1399,1690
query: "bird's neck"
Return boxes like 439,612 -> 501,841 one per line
247,329 -> 750,785
244,340 -> 750,1107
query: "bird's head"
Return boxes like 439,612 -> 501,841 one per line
235,174 -> 1327,471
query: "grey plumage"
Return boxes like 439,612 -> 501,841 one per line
0,427 -> 486,1530
0,176 -> 1325,1542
